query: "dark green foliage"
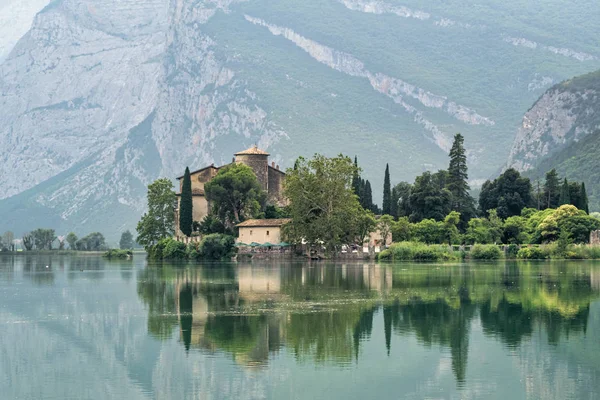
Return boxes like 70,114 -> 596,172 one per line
264,204 -> 290,219
479,168 -> 533,219
205,163 -> 266,226
469,244 -> 502,260
543,169 -> 561,209
580,183 -> 590,214
364,180 -> 374,212
163,239 -> 187,259
391,182 -> 412,218
447,134 -> 476,228
198,234 -> 237,260
378,242 -> 459,262
104,249 -> 133,259
197,214 -> 229,235
382,164 -> 392,215
559,178 -> 571,205
76,232 -> 107,251
31,228 -> 57,250
409,171 -> 452,222
119,230 -> 134,249
179,167 -> 194,237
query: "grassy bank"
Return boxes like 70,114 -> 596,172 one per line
377,242 -> 600,261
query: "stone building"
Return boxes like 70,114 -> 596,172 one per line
175,146 -> 286,236
236,219 -> 292,245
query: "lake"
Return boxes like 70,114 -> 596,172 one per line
1,255 -> 599,399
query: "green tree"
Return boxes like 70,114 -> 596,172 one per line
205,163 -> 266,226
502,216 -> 529,244
409,171 -> 452,222
136,178 -> 176,249
391,182 -> 412,218
447,133 -> 476,228
442,211 -> 461,244
31,228 -> 57,250
354,210 -> 377,245
77,232 -> 106,251
377,215 -> 395,246
382,164 -> 392,215
364,180 -> 374,212
580,183 -> 589,214
352,156 -> 361,197
392,217 -> 412,242
543,169 -> 561,209
1,231 -> 15,251
479,168 -> 533,219
559,178 -> 570,205
412,219 -> 444,244
22,234 -> 34,251
120,230 -> 134,249
283,154 -> 365,253
197,214 -> 228,235
66,232 -> 78,250
179,166 -> 194,237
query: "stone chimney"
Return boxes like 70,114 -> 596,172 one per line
276,165 -> 280,170
272,161 -> 275,168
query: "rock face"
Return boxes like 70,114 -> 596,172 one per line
506,70 -> 600,172
0,0 -> 599,240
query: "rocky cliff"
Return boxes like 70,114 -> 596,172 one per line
506,70 -> 600,172
1,0 -> 599,241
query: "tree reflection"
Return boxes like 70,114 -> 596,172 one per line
136,261 -> 600,384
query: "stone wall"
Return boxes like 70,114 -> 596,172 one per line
591,230 -> 600,245
236,154 -> 269,191
268,166 -> 286,205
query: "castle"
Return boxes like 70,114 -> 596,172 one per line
175,145 -> 286,235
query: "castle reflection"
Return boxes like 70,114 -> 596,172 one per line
136,261 -> 599,383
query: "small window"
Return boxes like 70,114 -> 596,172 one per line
250,230 -> 253,236
266,231 -> 270,236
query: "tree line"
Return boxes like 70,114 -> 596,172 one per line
0,229 -> 137,252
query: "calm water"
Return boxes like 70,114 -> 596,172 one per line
1,255 -> 600,399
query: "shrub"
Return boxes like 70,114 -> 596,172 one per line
199,234 -> 237,260
103,249 -> 133,259
162,239 -> 187,259
469,244 -> 502,260
517,247 -> 550,260
506,244 -> 520,258
377,242 -> 458,262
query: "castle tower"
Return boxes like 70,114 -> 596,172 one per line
235,145 -> 270,191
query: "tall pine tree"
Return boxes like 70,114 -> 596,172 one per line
179,166 -> 194,237
559,178 -> 570,205
352,156 -> 361,196
447,133 -> 475,227
543,169 -> 560,209
382,164 -> 392,215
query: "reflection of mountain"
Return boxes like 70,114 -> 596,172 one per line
137,261 -> 599,384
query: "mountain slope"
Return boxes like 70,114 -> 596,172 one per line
1,0 -> 600,241
506,69 -> 600,172
526,130 -> 600,211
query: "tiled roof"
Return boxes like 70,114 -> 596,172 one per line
236,218 -> 292,227
235,145 -> 270,156
176,164 -> 219,179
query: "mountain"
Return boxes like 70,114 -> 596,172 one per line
1,0 -> 599,241
506,69 -> 600,172
505,69 -> 600,210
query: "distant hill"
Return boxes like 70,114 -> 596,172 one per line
505,69 -> 600,211
1,0 -> 600,240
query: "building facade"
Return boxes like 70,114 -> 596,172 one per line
175,146 -> 285,236
236,219 -> 292,245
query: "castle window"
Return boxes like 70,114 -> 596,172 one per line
250,230 -> 253,236
266,231 -> 270,236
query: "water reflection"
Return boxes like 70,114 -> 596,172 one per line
136,261 -> 599,385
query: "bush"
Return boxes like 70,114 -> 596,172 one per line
163,239 -> 187,259
469,244 -> 502,260
199,234 -> 237,260
103,249 -> 133,259
377,242 -> 458,262
506,244 -> 520,258
517,247 -> 550,260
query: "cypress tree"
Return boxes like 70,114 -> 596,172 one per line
179,166 -> 193,237
447,133 -> 475,227
382,164 -> 392,215
364,180 -> 373,212
581,182 -> 589,214
559,178 -> 570,205
352,156 -> 360,196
